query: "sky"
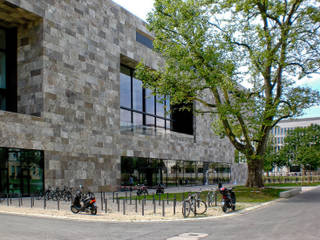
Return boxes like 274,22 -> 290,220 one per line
112,0 -> 320,119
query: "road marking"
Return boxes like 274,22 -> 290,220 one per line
167,232 -> 208,240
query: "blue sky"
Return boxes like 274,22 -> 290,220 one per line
113,0 -> 320,119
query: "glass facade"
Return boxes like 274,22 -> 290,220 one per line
0,147 -> 44,196
120,65 -> 171,131
121,156 -> 231,187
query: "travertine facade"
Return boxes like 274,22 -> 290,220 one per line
0,0 -> 245,191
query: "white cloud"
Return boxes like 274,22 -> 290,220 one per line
112,0 -> 155,21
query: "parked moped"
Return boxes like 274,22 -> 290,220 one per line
71,190 -> 97,215
219,185 -> 236,213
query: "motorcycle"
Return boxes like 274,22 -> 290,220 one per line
219,186 -> 236,213
70,190 -> 97,215
136,184 -> 148,196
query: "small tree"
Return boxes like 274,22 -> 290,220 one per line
136,0 -> 320,187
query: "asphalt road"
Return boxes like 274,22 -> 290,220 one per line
1,187 -> 320,240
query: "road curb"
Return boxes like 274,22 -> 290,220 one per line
0,198 -> 283,223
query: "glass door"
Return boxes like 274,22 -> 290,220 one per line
0,168 -> 8,195
20,168 -> 30,196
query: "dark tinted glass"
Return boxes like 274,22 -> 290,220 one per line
136,31 -> 153,49
156,95 -> 165,117
120,69 -> 131,108
146,116 -> 155,126
0,29 -> 5,50
146,89 -> 155,114
133,112 -> 143,126
133,77 -> 142,111
120,109 -> 131,126
0,52 -> 6,89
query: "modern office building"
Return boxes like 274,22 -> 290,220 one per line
270,117 -> 320,174
0,0 -> 245,196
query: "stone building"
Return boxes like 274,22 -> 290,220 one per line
0,0 -> 244,196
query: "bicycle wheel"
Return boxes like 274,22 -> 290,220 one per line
208,192 -> 215,207
194,200 -> 207,215
182,201 -> 191,217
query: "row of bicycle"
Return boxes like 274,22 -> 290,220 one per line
36,186 -> 73,202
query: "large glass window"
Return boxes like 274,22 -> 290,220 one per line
0,147 -> 44,196
120,65 -> 172,130
121,156 -> 231,187
0,27 -> 17,112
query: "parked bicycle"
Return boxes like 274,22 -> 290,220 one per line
207,190 -> 217,207
182,192 -> 207,217
36,186 -> 73,202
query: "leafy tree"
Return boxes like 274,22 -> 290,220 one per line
278,124 -> 320,172
136,0 -> 320,187
264,144 -> 288,174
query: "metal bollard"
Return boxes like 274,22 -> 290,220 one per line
152,194 -> 155,205
31,197 -> 33,208
153,199 -> 156,214
158,193 -> 161,206
7,194 -> 9,206
125,192 -> 127,203
193,198 -> 197,216
20,196 -> 23,206
183,200 -> 186,218
162,200 -> 165,217
101,192 -> 104,211
142,199 -> 144,216
173,195 -> 176,215
215,192 -> 217,206
117,195 -> 120,212
113,192 -> 115,203
105,198 -> 108,213
57,199 -> 60,211
135,197 -> 138,213
144,194 -> 146,206
123,199 -> 126,215
130,191 -> 132,205
167,193 -> 169,205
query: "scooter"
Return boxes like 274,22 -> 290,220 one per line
71,190 -> 97,215
219,186 -> 236,213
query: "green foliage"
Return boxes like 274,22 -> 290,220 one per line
136,0 -> 320,187
278,124 -> 320,170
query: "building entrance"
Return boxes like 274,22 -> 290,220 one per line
0,147 -> 44,196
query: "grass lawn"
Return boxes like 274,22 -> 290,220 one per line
121,186 -> 289,203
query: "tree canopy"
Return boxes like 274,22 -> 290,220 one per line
278,124 -> 320,171
136,0 -> 320,187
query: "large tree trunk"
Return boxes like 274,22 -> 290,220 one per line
246,157 -> 264,188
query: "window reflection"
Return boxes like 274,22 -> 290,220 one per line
121,157 -> 231,187
0,147 -> 44,196
120,64 -> 172,132
145,89 -> 155,114
133,77 -> 142,111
